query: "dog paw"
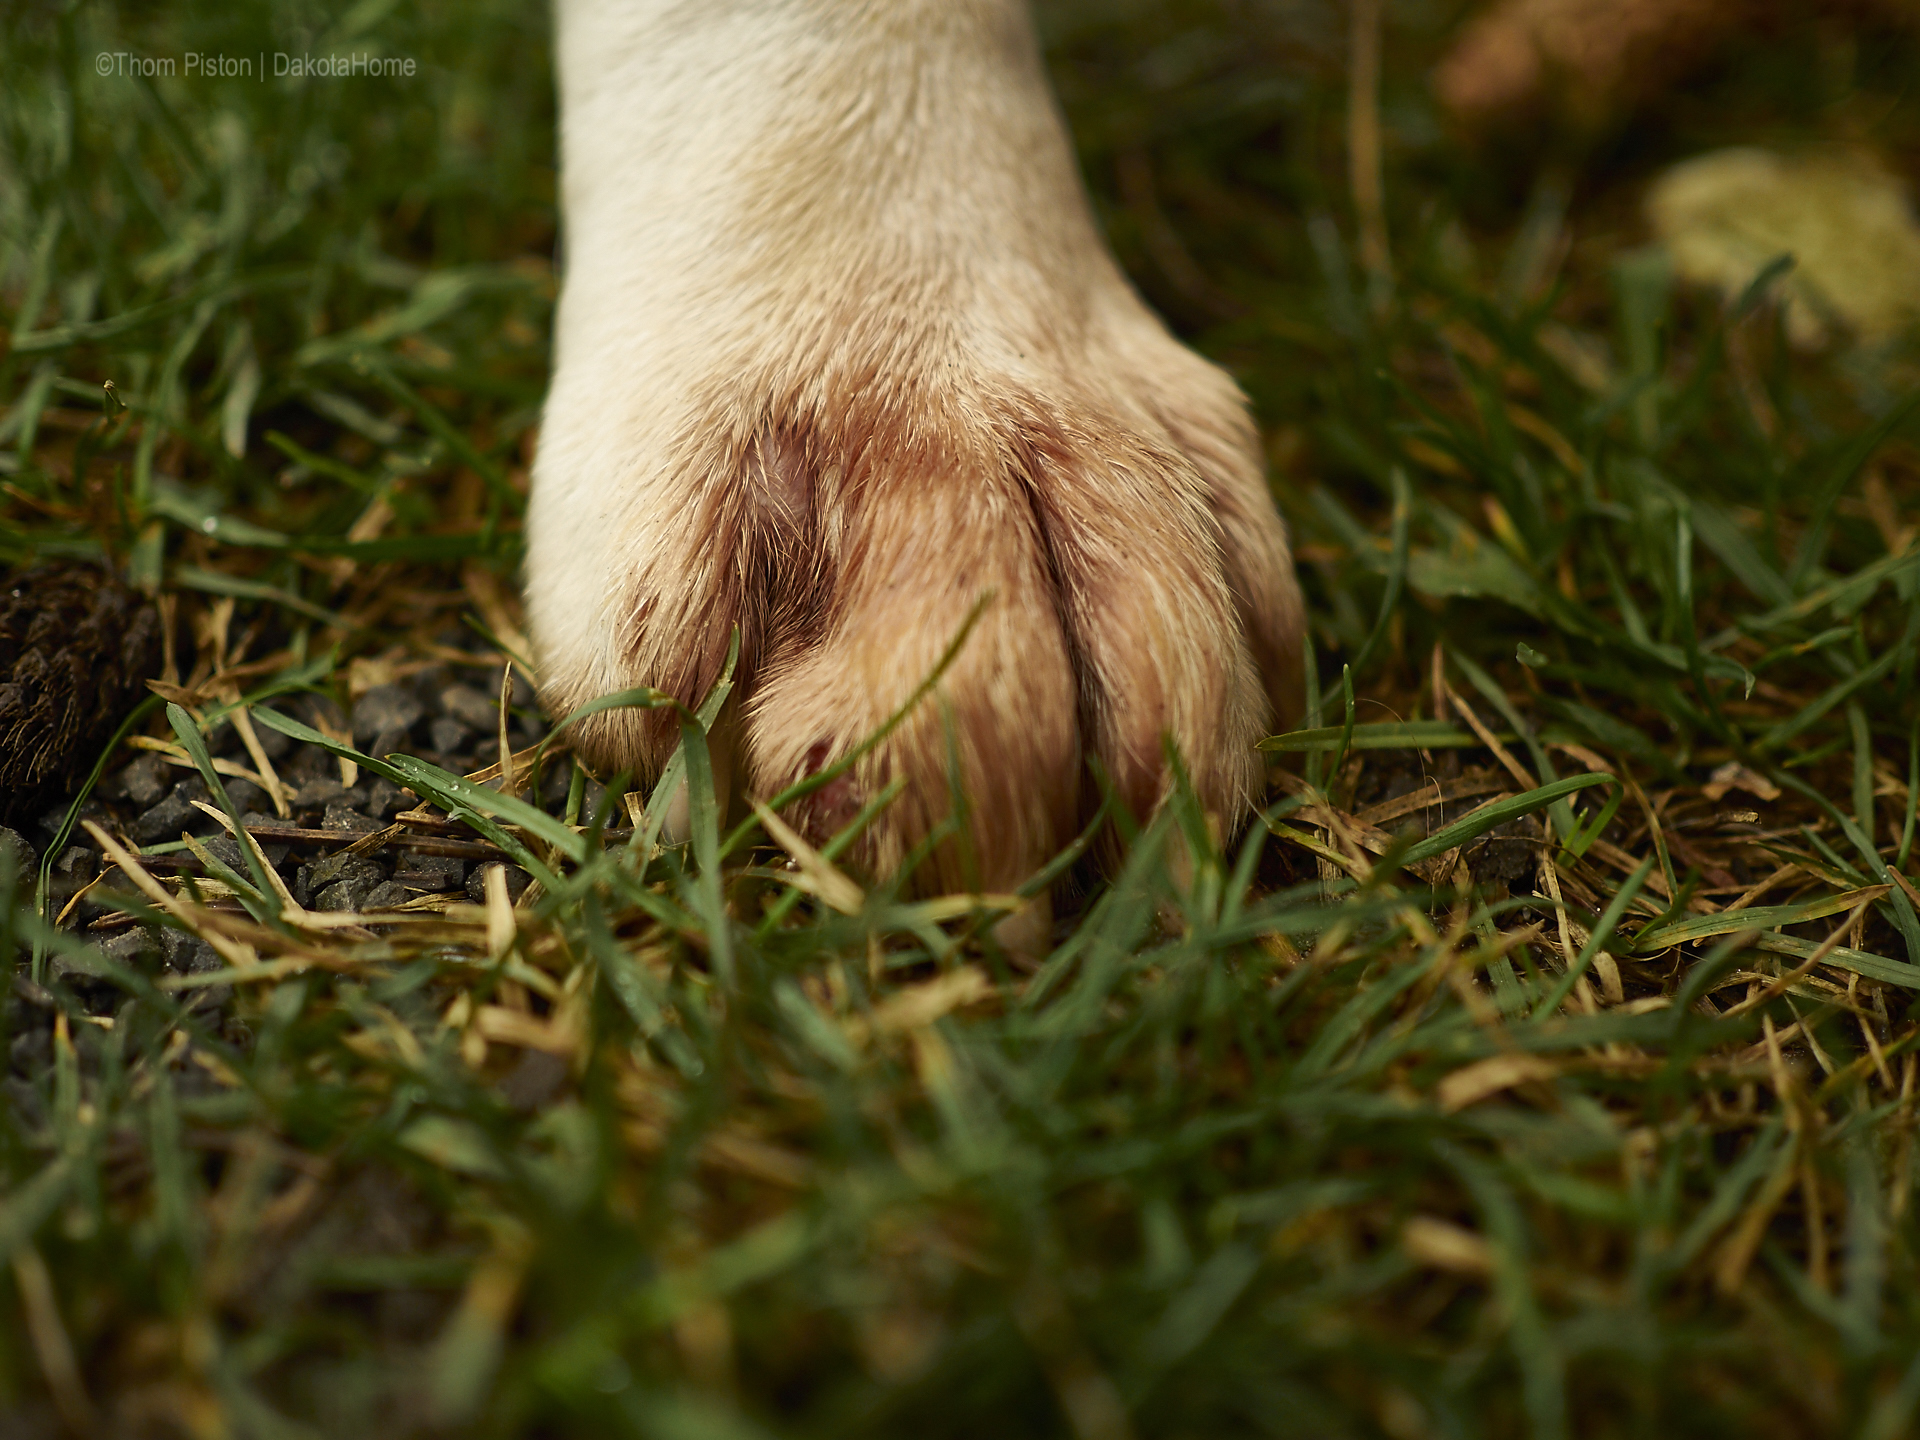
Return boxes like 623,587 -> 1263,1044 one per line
531,335 -> 1299,891
527,2 -> 1301,892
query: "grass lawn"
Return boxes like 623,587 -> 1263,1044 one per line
6,2 -> 1920,1435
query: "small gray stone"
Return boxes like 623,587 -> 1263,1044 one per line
133,778 -> 211,844
222,778 -> 267,817
296,776 -> 348,808
100,927 -> 164,971
396,854 -> 465,891
306,854 -> 384,897
250,707 -> 295,758
441,683 -> 499,732
353,685 -> 425,747
408,663 -> 453,705
118,752 -> 171,806
36,799 -> 96,845
161,928 -> 224,976
582,780 -> 611,826
369,725 -> 412,759
466,862 -> 531,906
47,845 -> 96,910
199,834 -> 248,874
283,741 -> 336,786
0,827 -> 35,890
366,779 -> 410,819
322,803 -> 381,834
47,947 -> 106,983
428,716 -> 471,756
363,881 -> 414,911
316,875 -> 378,912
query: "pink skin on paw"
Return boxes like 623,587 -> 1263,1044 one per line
795,737 -> 864,843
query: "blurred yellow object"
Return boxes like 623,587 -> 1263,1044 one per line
1647,147 -> 1920,346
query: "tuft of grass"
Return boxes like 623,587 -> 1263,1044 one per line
6,2 -> 1920,1436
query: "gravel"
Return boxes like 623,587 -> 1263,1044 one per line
367,779 -> 410,818
20,642 -> 585,1053
0,826 -> 34,884
296,777 -> 351,809
322,801 -> 382,834
99,927 -> 163,971
222,778 -> 268,817
47,845 -> 96,910
363,881 -> 414,910
395,853 -> 465,892
132,777 -> 212,844
353,683 -> 425,755
116,752 -> 171,806
441,683 -> 499,733
428,716 -> 470,755
316,874 -> 381,912
297,855 -> 386,909
160,927 -> 222,976
6,633 -> 590,1134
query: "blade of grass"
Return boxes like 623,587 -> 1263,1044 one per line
1901,721 -> 1918,873
1259,720 -> 1503,752
1635,886 -> 1888,952
1452,650 -> 1576,840
246,703 -> 569,887
33,693 -> 163,976
1440,1143 -> 1567,1440
1789,389 -> 1920,586
166,703 -> 286,932
171,566 -> 354,629
1532,855 -> 1655,1019
1401,773 -> 1612,870
1347,466 -> 1410,677
1562,784 -> 1624,862
1849,703 -> 1876,847
678,713 -> 733,988
636,639 -> 738,858
1327,664 -> 1357,800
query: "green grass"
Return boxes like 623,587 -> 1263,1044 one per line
7,2 -> 1920,1436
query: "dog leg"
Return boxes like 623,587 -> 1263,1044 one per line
529,0 -> 1303,891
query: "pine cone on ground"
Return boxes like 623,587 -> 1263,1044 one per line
0,562 -> 162,824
